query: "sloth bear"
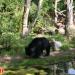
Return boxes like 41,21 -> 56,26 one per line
25,37 -> 54,58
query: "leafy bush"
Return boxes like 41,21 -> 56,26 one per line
0,32 -> 25,54
52,34 -> 65,42
60,44 -> 70,51
70,37 -> 75,48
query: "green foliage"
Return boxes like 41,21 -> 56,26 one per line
52,34 -> 65,42
0,0 -> 23,33
70,37 -> 75,48
4,68 -> 47,75
58,0 -> 66,10
29,2 -> 37,23
60,43 -> 70,51
43,0 -> 54,13
32,17 -> 45,33
0,0 -> 24,54
0,32 -> 25,54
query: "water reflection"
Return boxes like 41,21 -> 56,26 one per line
50,61 -> 75,75
68,68 -> 75,75
67,62 -> 75,75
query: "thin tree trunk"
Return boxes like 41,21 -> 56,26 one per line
55,0 -> 58,24
38,0 -> 43,11
67,0 -> 75,39
67,0 -> 73,25
22,0 -> 31,37
32,0 -> 43,27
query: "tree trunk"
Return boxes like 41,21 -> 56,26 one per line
55,0 -> 61,24
38,0 -> 43,11
67,0 -> 75,38
55,0 -> 58,24
22,0 -> 31,37
67,0 -> 73,25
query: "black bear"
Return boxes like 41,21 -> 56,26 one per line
25,37 -> 53,58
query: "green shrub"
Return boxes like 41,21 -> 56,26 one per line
52,34 -> 65,42
60,44 -> 70,51
0,32 -> 25,54
70,37 -> 75,48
